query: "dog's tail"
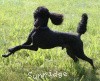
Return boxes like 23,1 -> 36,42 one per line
77,13 -> 88,38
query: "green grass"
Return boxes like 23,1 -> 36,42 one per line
0,0 -> 100,81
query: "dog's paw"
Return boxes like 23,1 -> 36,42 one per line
2,54 -> 9,57
2,52 -> 12,58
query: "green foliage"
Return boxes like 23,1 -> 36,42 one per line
0,0 -> 100,81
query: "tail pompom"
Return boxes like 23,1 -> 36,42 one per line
50,13 -> 63,25
77,13 -> 88,36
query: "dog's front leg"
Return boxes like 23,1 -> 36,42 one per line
22,37 -> 32,45
8,45 -> 38,53
2,45 -> 38,57
22,29 -> 36,45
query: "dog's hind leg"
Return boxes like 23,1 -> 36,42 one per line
73,45 -> 95,69
76,53 -> 95,69
67,49 -> 79,62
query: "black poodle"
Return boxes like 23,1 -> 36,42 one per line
2,6 -> 94,69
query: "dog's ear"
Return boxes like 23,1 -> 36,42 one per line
50,13 -> 63,25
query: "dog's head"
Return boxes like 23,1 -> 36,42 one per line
33,6 -> 50,29
33,6 -> 63,29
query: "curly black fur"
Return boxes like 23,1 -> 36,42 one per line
77,13 -> 88,37
2,6 -> 94,69
34,6 -> 50,19
50,13 -> 63,25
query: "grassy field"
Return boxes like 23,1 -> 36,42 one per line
0,0 -> 100,81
